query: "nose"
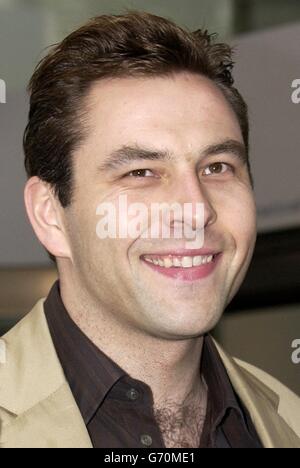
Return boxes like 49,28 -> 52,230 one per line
169,170 -> 217,232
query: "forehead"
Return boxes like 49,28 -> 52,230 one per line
83,72 -> 242,157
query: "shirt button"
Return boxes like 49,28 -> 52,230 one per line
141,434 -> 153,447
126,388 -> 139,401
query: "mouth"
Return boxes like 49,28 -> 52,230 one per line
140,250 -> 221,282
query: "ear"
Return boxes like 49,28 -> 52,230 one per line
24,176 -> 72,260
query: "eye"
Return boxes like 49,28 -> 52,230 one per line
203,162 -> 233,176
126,169 -> 155,178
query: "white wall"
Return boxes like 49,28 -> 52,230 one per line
233,23 -> 300,231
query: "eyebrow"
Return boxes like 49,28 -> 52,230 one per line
98,139 -> 247,172
201,139 -> 248,164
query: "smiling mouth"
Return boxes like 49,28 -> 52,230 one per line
140,252 -> 221,281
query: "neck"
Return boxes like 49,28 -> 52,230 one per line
59,276 -> 205,407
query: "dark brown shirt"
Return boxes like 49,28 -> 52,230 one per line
44,281 -> 262,448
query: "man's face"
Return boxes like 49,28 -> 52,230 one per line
62,72 -> 256,339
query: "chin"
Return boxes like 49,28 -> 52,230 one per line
149,313 -> 221,340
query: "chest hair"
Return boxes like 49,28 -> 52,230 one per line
154,397 -> 207,448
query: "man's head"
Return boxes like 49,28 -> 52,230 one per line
24,11 -> 256,340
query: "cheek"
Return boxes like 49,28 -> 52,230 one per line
213,184 -> 257,246
235,192 -> 257,246
231,197 -> 257,273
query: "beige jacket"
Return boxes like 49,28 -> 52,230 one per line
0,300 -> 299,448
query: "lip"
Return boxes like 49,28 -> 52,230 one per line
141,252 -> 222,282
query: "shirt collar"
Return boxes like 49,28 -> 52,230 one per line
44,281 -> 126,423
201,335 -> 244,424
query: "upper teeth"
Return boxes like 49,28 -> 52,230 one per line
143,254 -> 214,268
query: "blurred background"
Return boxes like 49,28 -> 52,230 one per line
0,0 -> 299,394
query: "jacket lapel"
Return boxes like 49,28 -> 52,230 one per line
1,384 -> 92,448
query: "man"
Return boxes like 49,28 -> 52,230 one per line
0,11 -> 299,448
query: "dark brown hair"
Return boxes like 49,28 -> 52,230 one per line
24,10 -> 251,207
